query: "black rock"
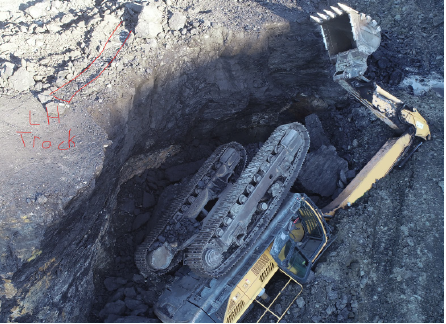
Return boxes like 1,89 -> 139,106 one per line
377,58 -> 390,69
140,289 -> 157,306
99,300 -> 126,318
340,169 -> 347,184
124,287 -> 137,298
346,169 -> 356,180
125,298 -> 144,310
389,69 -> 403,85
142,191 -> 156,208
371,51 -> 383,61
131,305 -> 149,316
308,195 -> 320,204
132,212 -> 151,230
305,113 -> 331,151
332,188 -> 343,200
164,159 -> 205,183
109,288 -> 125,302
104,277 -> 128,292
105,314 -> 120,323
298,145 -> 348,197
120,199 -> 135,213
132,274 -> 145,284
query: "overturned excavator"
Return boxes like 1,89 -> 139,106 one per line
136,4 -> 431,323
136,123 -> 310,278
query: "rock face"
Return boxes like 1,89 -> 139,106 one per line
298,145 -> 348,197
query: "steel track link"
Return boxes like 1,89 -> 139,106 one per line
185,122 -> 310,277
135,142 -> 247,277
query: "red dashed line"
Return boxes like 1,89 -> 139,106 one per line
50,21 -> 132,103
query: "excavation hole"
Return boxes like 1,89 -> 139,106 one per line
88,19 -> 393,323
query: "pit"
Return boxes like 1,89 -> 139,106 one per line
1,1 -> 442,323
84,15 -> 390,323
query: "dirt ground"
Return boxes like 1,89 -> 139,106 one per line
0,0 -> 443,322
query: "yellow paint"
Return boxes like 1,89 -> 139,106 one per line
300,200 -> 328,263
400,109 -> 431,140
322,133 -> 413,215
224,245 -> 279,323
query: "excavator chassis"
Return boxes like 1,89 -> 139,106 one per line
154,193 -> 330,323
185,122 -> 310,277
135,142 -> 247,277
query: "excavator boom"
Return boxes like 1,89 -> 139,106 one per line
312,3 -> 431,215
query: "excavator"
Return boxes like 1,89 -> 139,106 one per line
135,4 -> 431,323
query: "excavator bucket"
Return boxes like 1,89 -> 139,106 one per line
311,3 -> 381,80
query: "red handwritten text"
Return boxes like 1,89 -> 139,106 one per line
17,106 -> 76,151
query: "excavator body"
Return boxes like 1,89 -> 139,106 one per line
154,193 -> 334,323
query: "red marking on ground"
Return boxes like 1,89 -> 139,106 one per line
50,21 -> 132,103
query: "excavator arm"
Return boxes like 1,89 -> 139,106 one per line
311,3 -> 431,215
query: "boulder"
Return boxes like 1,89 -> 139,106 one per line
135,5 -> 163,39
298,145 -> 348,197
9,67 -> 35,92
168,13 -> 187,31
305,113 -> 330,151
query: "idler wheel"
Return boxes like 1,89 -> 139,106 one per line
257,202 -> 268,211
202,243 -> 223,270
238,194 -> 248,204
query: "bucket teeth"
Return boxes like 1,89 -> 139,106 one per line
310,15 -> 322,23
323,10 -> 336,18
330,6 -> 343,15
337,3 -> 357,13
317,12 -> 329,20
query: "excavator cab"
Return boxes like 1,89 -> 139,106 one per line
270,195 -> 331,283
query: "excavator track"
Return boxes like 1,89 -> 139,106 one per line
184,122 -> 310,277
135,142 -> 247,277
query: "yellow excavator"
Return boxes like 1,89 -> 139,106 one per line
148,4 -> 431,323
